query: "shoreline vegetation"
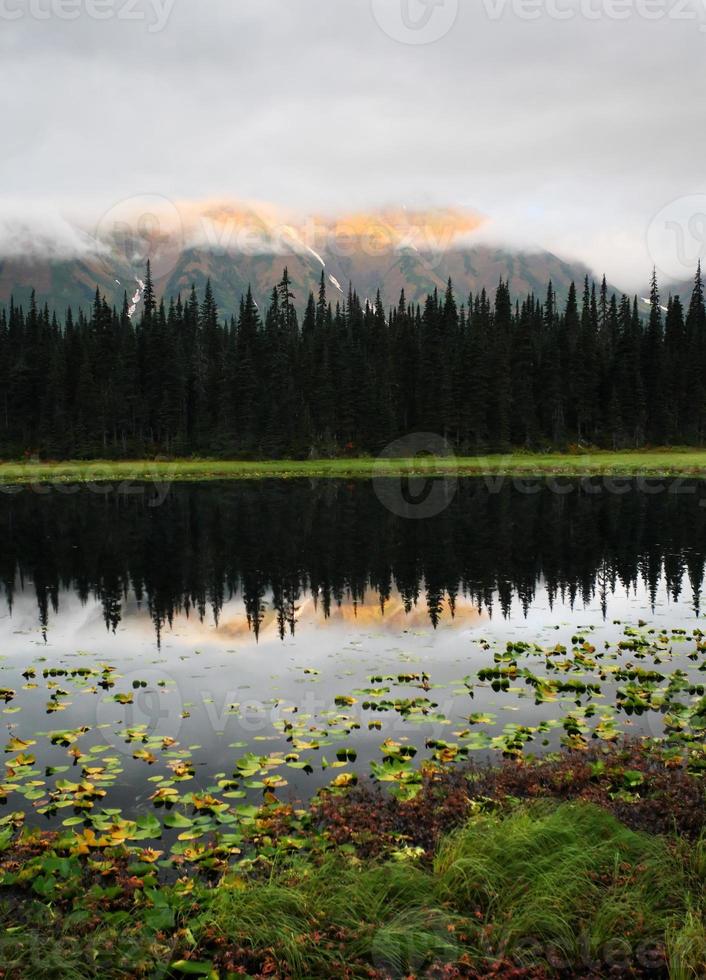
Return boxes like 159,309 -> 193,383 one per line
1,742 -> 705,978
1,617 -> 706,976
2,448 -> 706,485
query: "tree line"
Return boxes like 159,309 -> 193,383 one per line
1,261 -> 705,458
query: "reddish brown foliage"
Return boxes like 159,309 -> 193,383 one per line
312,741 -> 706,859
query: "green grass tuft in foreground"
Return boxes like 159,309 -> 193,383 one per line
1,448 -> 706,484
196,802 -> 703,978
433,802 -> 693,972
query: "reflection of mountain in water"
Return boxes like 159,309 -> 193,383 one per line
0,479 -> 705,643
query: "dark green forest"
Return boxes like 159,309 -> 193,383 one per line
1,261 -> 705,458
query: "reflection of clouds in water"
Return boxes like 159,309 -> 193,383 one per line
2,573 -> 700,668
95,587 -> 490,651
213,589 -> 488,641
0,589 -> 112,642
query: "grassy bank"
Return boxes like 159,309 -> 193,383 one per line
1,449 -> 706,484
1,744 -> 705,978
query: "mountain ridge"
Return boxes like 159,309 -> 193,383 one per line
0,242 -> 616,318
0,203 -> 630,315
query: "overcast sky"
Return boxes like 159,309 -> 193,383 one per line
1,0 -> 705,290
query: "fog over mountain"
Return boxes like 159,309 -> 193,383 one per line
0,200 -> 618,314
2,1 -> 706,293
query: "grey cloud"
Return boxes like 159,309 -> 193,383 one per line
0,202 -> 105,259
1,0 -> 705,291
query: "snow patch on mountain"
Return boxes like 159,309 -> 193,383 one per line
640,297 -> 669,314
128,278 -> 145,319
305,245 -> 325,267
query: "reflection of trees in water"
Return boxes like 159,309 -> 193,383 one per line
0,479 -> 705,643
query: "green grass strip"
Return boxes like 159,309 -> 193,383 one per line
1,449 -> 706,485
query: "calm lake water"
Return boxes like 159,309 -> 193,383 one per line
1,477 -> 706,825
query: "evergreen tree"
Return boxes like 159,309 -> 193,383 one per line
2,260 -> 704,458
643,269 -> 667,443
685,262 -> 706,443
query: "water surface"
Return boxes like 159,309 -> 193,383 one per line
1,477 -> 705,824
